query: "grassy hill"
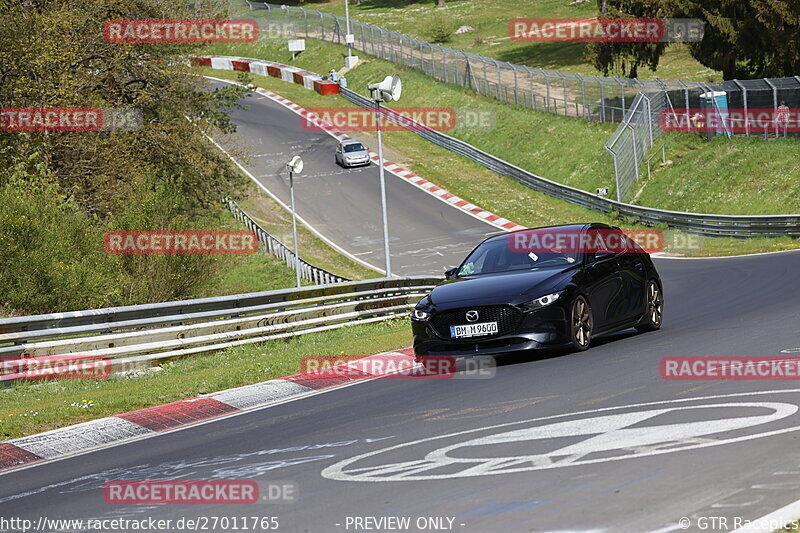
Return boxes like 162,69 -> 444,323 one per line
254,0 -> 722,82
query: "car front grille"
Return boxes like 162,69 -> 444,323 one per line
430,305 -> 521,339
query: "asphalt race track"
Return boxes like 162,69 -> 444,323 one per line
208,80 -> 498,276
3,246 -> 800,532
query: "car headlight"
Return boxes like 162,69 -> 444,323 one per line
412,308 -> 430,321
520,292 -> 561,312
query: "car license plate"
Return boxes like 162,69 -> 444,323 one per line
450,322 -> 498,338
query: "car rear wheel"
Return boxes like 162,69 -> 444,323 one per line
570,295 -> 593,351
635,279 -> 663,332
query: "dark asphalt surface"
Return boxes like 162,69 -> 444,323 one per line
208,80 -> 497,276
3,250 -> 800,533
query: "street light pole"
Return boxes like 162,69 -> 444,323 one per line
367,74 -> 402,278
288,170 -> 301,288
286,156 -> 304,288
344,0 -> 352,61
375,102 -> 392,277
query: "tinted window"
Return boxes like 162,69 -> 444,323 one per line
343,143 -> 365,153
457,235 -> 579,277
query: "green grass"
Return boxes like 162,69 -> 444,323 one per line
189,247 -> 310,296
0,317 -> 410,439
247,0 -> 722,82
199,58 -> 800,257
634,135 -> 800,215
237,184 -> 380,280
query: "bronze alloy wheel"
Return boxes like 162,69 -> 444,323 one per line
570,295 -> 593,351
636,280 -> 663,332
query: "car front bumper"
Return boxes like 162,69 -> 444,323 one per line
343,157 -> 370,167
412,305 -> 572,356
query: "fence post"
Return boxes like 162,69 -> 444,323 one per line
677,80 -> 690,129
525,66 -> 535,110
544,70 -> 551,113
616,77 -> 626,116
643,94 -> 654,148
512,65 -> 519,105
493,59 -> 501,100
733,80 -> 749,135
560,71 -> 568,116
461,51 -> 472,91
597,75 -> 605,122
482,58 -> 488,95
629,122 -> 639,185
579,74 -> 586,118
604,145 -> 621,202
765,78 -> 779,137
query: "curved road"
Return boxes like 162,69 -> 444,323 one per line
3,250 -> 800,532
209,80 -> 498,276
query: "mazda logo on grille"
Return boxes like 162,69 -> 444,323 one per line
466,310 -> 479,322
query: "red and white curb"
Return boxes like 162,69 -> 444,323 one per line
0,347 -> 415,473
197,55 -> 526,233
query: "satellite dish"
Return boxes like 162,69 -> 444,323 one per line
288,155 -> 303,174
368,74 -> 402,102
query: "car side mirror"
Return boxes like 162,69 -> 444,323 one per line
444,267 -> 457,279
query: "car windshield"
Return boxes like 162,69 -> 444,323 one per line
343,143 -> 365,153
457,234 -> 580,277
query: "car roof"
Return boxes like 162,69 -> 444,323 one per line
340,140 -> 364,146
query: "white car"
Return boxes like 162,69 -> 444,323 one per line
335,140 -> 371,167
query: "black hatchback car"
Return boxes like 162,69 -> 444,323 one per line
412,223 -> 663,356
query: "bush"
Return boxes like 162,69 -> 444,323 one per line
0,163 -> 120,314
109,176 -> 239,305
425,19 -> 453,43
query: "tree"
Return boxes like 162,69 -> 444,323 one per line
585,0 -> 800,80
750,0 -> 800,78
584,0 -> 668,79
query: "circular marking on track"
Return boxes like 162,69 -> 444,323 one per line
322,390 -> 800,482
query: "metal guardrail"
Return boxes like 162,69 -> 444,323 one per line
338,88 -> 800,237
226,198 -> 349,285
0,277 -> 438,377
